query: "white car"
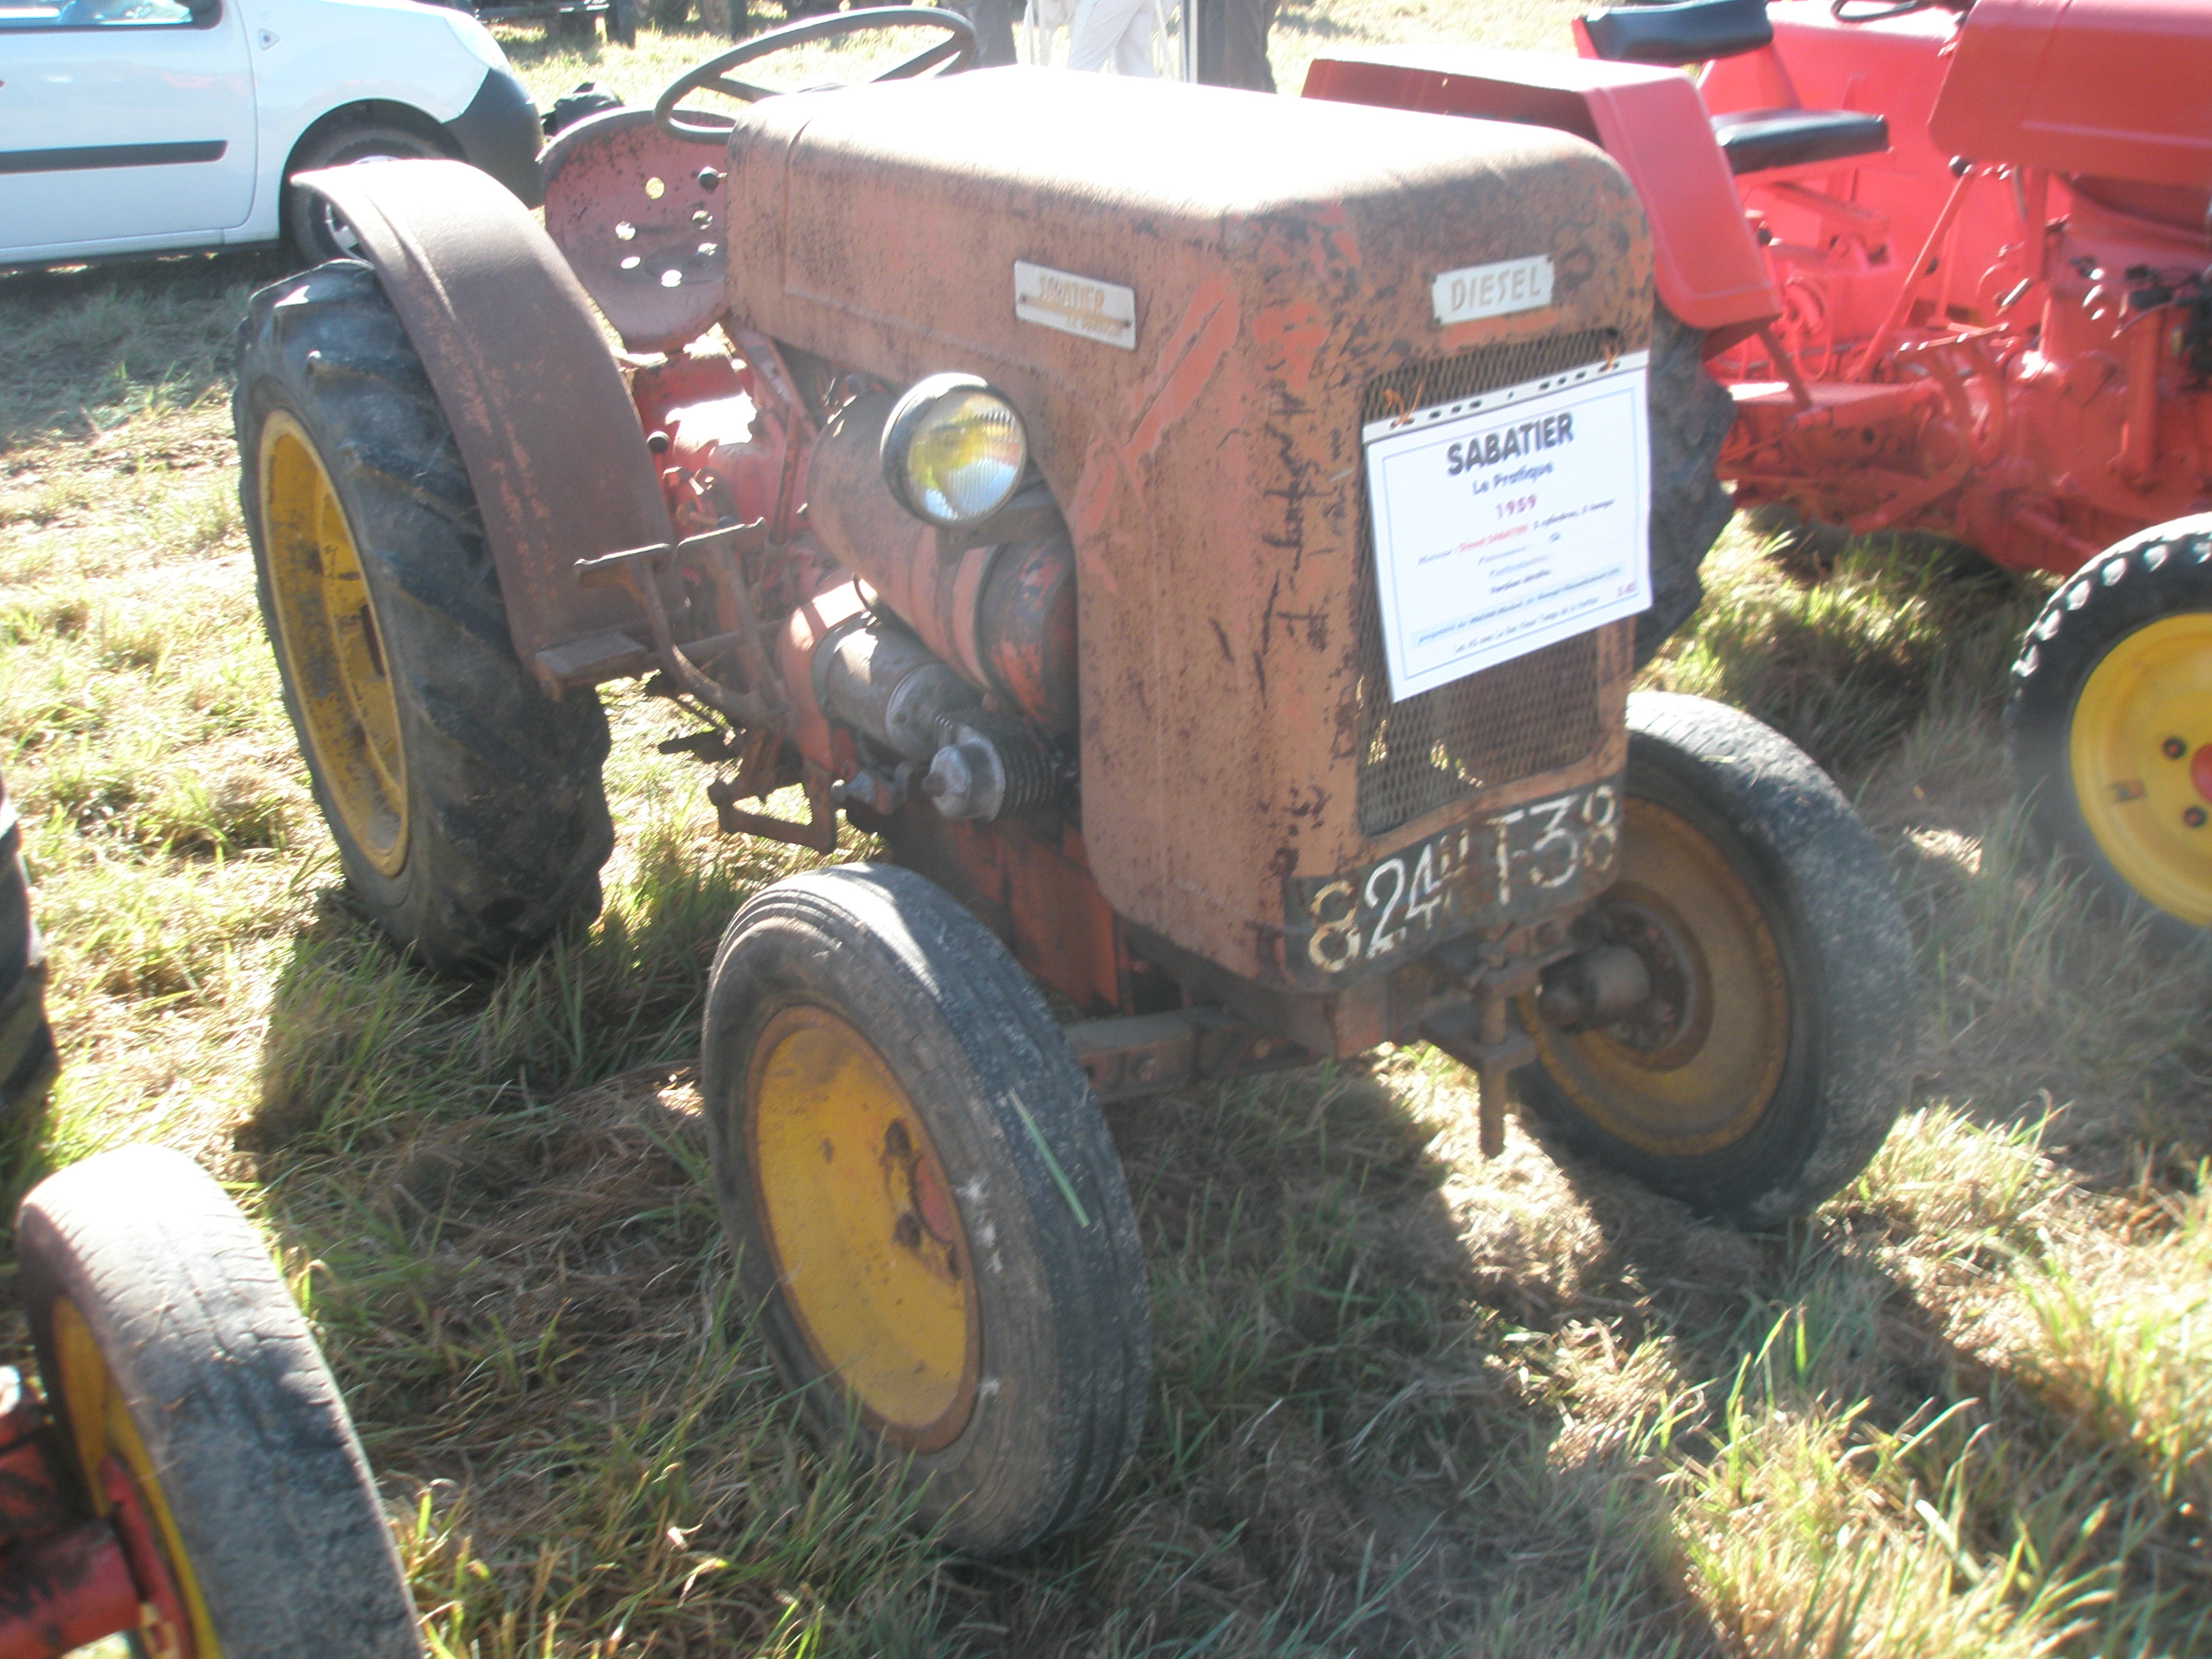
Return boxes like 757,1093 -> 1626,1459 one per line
0,0 -> 543,267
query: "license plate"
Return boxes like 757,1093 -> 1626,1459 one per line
1284,779 -> 1621,982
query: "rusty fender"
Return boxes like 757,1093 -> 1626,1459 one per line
294,159 -> 674,694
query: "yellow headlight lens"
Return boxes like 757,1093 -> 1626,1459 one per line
886,377 -> 1028,527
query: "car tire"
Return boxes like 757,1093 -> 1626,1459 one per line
282,121 -> 455,268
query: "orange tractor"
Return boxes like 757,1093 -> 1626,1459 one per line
1308,0 -> 2212,939
232,10 -> 1912,1553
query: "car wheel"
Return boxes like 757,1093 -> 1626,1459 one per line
281,122 -> 454,267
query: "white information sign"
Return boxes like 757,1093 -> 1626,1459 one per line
1363,352 -> 1651,702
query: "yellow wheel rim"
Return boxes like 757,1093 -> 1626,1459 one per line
1528,798 -> 1790,1158
748,1006 -> 979,1450
258,411 -> 408,877
52,1297 -> 224,1659
2068,611 -> 2212,926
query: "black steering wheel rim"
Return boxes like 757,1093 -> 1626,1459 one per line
654,5 -> 979,145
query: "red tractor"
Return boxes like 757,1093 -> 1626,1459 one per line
0,778 -> 419,1659
230,9 -> 1914,1553
1309,0 -> 2212,939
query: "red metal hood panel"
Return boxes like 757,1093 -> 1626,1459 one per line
722,70 -> 1650,982
1931,0 -> 2212,189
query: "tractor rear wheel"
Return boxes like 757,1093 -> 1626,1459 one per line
1637,304 -> 1738,666
2008,516 -> 2212,943
17,1146 -> 421,1659
235,261 -> 613,975
1515,693 -> 1912,1226
700,864 -> 1149,1556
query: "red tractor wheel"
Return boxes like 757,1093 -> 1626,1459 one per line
2008,516 -> 2212,943
16,1146 -> 421,1659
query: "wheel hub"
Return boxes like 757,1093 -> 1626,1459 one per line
747,1006 -> 979,1451
1525,798 -> 1792,1158
2068,611 -> 2212,924
1586,897 -> 1708,1065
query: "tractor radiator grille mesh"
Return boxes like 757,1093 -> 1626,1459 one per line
1351,329 -> 1621,839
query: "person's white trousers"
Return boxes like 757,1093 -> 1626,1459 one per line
1066,0 -> 1155,75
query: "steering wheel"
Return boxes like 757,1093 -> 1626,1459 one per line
655,6 -> 979,146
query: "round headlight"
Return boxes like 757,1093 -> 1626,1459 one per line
882,373 -> 1029,529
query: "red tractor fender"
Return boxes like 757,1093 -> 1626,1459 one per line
294,159 -> 673,692
1303,46 -> 1779,350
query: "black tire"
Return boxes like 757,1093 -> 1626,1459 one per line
1515,693 -> 1913,1226
0,773 -> 56,1118
700,863 -> 1148,1555
607,0 -> 638,44
16,1146 -> 422,1659
234,261 -> 613,976
2007,515 -> 2212,945
281,123 -> 455,267
1637,304 -> 1738,666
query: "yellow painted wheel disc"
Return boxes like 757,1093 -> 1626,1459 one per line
1530,798 -> 1790,1158
258,411 -> 408,877
52,1296 -> 223,1659
747,1006 -> 979,1451
2068,611 -> 2212,926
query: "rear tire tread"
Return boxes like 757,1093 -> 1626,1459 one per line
236,260 -> 613,974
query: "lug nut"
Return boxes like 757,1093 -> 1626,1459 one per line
2164,737 -> 2187,759
2186,807 -> 2207,829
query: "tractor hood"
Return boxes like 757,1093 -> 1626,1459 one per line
722,69 -> 1650,994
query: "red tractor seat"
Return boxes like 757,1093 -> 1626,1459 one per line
1581,0 -> 1890,176
1709,107 -> 1891,174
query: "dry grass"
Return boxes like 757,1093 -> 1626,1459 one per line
4,10 -> 2211,1657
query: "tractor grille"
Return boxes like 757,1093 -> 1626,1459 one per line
1352,329 -> 1620,839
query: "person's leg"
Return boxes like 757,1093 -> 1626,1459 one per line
1111,5 -> 1157,76
1193,0 -> 1277,91
1067,0 -> 1147,70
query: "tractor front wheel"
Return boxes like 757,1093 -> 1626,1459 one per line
1516,693 -> 1913,1226
2007,516 -> 2212,943
701,864 -> 1149,1555
235,260 -> 613,975
17,1146 -> 421,1659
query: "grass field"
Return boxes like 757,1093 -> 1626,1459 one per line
4,4 -> 2211,1654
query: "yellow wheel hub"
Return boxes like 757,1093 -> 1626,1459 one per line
2068,611 -> 2212,926
748,1006 -> 978,1450
1529,798 -> 1790,1158
52,1297 -> 222,1659
258,411 -> 407,877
